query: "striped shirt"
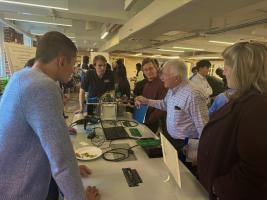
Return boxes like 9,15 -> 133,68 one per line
148,80 -> 209,139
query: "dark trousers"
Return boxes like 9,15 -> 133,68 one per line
46,177 -> 59,200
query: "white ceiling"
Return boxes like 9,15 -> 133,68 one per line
1,0 -> 267,60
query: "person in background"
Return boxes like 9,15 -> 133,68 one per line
140,58 -> 168,133
133,78 -> 147,96
77,55 -> 114,114
215,67 -> 227,88
81,55 -> 90,70
189,66 -> 198,79
24,58 -> 35,68
206,74 -> 225,98
135,63 -> 144,82
198,42 -> 267,200
135,59 -> 208,159
190,60 -> 213,104
114,61 -> 131,99
106,63 -> 112,72
88,64 -> 94,70
0,31 -> 100,200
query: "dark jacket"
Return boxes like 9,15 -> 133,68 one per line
198,90 -> 267,200
142,77 -> 168,133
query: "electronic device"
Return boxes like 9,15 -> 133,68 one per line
137,138 -> 162,158
103,126 -> 129,140
122,168 -> 143,187
100,103 -> 117,121
129,128 -> 142,137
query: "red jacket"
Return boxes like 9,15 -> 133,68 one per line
198,90 -> 267,200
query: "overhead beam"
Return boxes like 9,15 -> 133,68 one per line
124,0 -> 137,11
0,13 -> 33,38
4,12 -> 72,27
100,0 -> 192,51
0,0 -> 68,10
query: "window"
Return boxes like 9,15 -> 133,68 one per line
23,35 -> 32,47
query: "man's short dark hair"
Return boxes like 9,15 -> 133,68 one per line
35,31 -> 77,64
196,60 -> 211,69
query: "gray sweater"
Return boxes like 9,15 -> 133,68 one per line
0,68 -> 86,200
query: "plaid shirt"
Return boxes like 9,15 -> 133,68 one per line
148,80 -> 209,139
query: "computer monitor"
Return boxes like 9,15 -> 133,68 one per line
160,133 -> 182,188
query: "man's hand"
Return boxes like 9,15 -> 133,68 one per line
134,96 -> 149,108
86,186 -> 100,200
79,165 -> 92,177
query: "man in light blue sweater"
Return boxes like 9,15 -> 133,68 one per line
0,32 -> 100,200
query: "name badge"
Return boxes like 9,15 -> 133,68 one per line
104,79 -> 110,83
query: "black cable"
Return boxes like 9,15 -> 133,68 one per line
102,145 -> 140,162
90,127 -> 106,147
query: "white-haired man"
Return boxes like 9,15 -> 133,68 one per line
135,59 -> 209,159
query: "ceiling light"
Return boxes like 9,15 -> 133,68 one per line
100,31 -> 109,39
208,40 -> 235,45
0,0 -> 69,10
157,48 -> 184,53
173,46 -> 205,51
4,17 -> 72,27
151,54 -> 161,57
134,53 -> 142,56
161,56 -> 180,59
189,56 -> 222,60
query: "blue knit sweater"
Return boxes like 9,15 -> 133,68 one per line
0,68 -> 86,200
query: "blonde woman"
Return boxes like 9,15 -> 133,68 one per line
198,42 -> 267,200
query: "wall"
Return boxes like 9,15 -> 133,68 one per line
124,56 -> 143,78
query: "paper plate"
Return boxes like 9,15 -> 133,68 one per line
75,146 -> 102,161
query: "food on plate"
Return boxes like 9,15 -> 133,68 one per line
75,152 -> 97,159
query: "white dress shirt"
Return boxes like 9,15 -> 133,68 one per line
147,80 -> 209,139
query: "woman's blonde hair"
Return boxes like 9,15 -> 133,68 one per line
222,41 -> 267,97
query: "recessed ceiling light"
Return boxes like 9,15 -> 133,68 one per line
0,0 -> 68,10
157,48 -> 184,53
173,46 -> 204,51
4,17 -> 72,27
100,31 -> 109,39
208,40 -> 235,45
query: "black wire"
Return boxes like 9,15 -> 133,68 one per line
90,127 -> 106,147
102,145 -> 140,162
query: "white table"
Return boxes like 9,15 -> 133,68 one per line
71,119 -> 208,200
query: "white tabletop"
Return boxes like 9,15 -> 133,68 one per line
71,119 -> 208,200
